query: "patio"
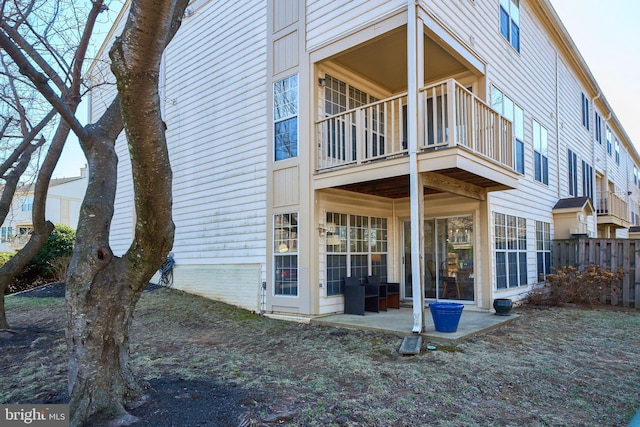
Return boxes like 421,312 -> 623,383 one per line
311,306 -> 518,344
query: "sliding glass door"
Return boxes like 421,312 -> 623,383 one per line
402,216 -> 474,301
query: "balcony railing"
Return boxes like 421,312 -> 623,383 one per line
596,191 -> 629,222
316,78 -> 514,171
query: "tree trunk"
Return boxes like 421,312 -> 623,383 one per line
0,291 -> 7,330
65,1 -> 188,424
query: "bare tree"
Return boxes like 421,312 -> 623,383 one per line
1,0 -> 189,424
0,50 -> 58,329
0,0 -> 106,329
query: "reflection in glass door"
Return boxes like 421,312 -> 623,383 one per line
403,216 -> 474,301
403,221 -> 412,298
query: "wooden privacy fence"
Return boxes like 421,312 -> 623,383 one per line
552,238 -> 639,308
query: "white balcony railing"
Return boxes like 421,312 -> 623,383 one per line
316,78 -> 514,171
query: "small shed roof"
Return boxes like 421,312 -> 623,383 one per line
552,197 -> 594,214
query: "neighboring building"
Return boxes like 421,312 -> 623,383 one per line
88,1 -> 640,330
0,167 -> 87,252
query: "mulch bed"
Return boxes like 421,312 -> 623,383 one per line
13,281 -> 163,298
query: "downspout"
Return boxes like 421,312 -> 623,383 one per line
555,52 -> 561,198
408,0 -> 425,333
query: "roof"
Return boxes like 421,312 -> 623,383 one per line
1,174 -> 87,194
49,176 -> 85,187
552,197 -> 594,214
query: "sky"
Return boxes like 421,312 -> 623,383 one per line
52,0 -> 640,177
548,0 -> 640,150
51,2 -> 123,179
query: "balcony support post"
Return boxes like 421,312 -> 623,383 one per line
408,1 -> 425,333
447,79 -> 456,147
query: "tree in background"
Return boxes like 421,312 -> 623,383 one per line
0,49 -> 57,327
1,0 -> 189,424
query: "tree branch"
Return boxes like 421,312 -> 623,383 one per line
0,30 -> 87,139
0,107 -> 56,177
0,19 -> 68,93
70,0 -> 105,101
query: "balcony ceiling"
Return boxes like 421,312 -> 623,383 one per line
332,28 -> 468,93
335,169 -> 508,200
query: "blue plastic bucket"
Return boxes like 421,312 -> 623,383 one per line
429,302 -> 464,332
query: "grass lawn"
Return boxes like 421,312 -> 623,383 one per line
1,286 -> 639,426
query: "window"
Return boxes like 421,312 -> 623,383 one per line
491,86 -> 524,174
0,226 -> 12,243
274,74 -> 298,161
326,212 -> 347,296
581,93 -> 590,130
499,0 -> 520,52
535,221 -> 551,281
615,138 -> 620,165
495,213 -> 527,289
632,207 -> 640,226
582,160 -> 593,200
533,120 -> 548,184
21,195 -> 33,212
324,74 -> 347,116
324,74 -> 383,161
325,212 -> 388,296
274,213 -> 298,296
568,149 -> 578,196
606,127 -> 612,155
634,166 -> 638,185
594,112 -> 602,144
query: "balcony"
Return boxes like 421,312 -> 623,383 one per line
596,191 -> 630,228
315,79 -> 517,198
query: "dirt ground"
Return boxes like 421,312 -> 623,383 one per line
1,284 -> 639,426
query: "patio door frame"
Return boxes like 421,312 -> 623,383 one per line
402,215 -> 475,303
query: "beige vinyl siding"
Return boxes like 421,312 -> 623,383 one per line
429,0 -> 635,214
593,105 -> 608,174
306,0 -> 405,50
431,0 -> 559,210
427,0 -> 560,287
556,58 -> 589,199
486,15 -> 558,211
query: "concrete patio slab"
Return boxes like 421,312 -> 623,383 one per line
310,306 -> 518,344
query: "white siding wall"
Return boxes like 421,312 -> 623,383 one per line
46,199 -> 62,224
162,1 -> 267,264
93,1 -> 268,311
47,178 -> 87,228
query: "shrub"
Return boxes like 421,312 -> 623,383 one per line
29,224 -> 76,278
526,264 -> 624,306
0,252 -> 14,267
48,255 -> 72,282
8,225 -> 76,294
